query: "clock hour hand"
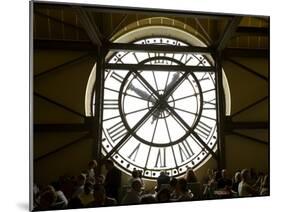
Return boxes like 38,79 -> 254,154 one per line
128,84 -> 159,124
128,84 -> 157,103
151,110 -> 160,124
150,73 -> 181,125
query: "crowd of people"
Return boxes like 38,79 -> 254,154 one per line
33,160 -> 269,210
202,168 -> 269,198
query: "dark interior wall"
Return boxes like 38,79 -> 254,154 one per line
34,132 -> 92,185
223,56 -> 269,177
32,7 -> 269,186
222,58 -> 268,117
34,49 -> 95,123
33,49 -> 269,187
225,134 -> 268,174
33,49 -> 95,185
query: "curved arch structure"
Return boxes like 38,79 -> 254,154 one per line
84,24 -> 231,179
85,25 -> 231,116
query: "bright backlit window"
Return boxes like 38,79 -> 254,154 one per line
100,37 -> 217,180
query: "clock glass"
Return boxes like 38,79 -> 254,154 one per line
100,37 -> 217,180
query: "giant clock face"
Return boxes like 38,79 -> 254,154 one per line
100,37 -> 217,180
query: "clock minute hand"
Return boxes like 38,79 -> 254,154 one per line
128,84 -> 157,103
150,73 -> 181,125
165,72 -> 181,94
150,73 -> 181,124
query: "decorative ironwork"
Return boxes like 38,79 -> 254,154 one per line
95,37 -> 218,180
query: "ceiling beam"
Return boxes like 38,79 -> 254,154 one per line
235,26 -> 269,37
34,116 -> 95,132
105,63 -> 215,72
88,7 -> 232,20
74,6 -> 102,46
231,131 -> 268,145
225,121 -> 268,131
34,39 -> 268,58
216,16 -> 242,52
108,42 -> 214,54
223,48 -> 269,58
34,39 -> 95,51
34,123 -> 91,132
34,1 -> 233,20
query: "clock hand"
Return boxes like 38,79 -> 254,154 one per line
130,73 -> 182,104
153,72 -> 181,123
152,72 -> 190,124
128,84 -> 160,124
162,72 -> 189,102
128,84 -> 157,103
151,110 -> 160,124
129,72 -> 188,125
165,72 -> 181,93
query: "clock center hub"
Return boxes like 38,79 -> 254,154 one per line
147,90 -> 175,120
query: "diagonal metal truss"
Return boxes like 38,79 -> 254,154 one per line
195,18 -> 213,45
227,58 -> 268,81
231,96 -> 268,118
34,10 -> 85,32
33,3 -> 269,172
231,131 -> 268,145
216,16 -> 242,51
34,133 -> 90,161
34,92 -> 86,118
74,6 -> 103,46
106,14 -> 128,40
34,52 -> 94,79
